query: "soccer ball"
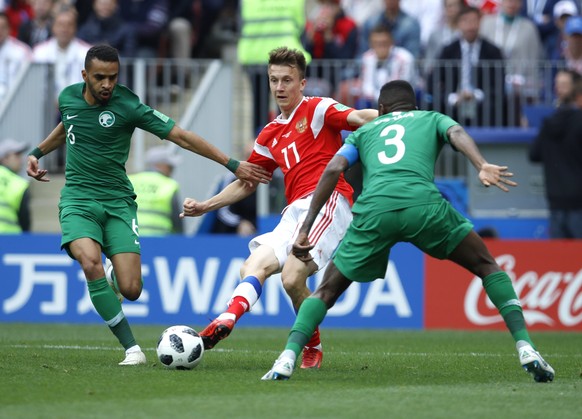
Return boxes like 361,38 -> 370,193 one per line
156,325 -> 204,370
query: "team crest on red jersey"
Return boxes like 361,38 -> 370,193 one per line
295,117 -> 308,133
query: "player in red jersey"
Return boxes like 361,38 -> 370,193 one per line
181,46 -> 377,368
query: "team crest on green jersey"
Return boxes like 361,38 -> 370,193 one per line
153,110 -> 169,123
99,111 -> 115,128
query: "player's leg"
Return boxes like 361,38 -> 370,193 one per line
447,230 -> 554,382
67,238 -> 144,365
281,192 -> 352,368
447,230 -> 532,340
108,252 -> 143,301
281,255 -> 323,368
100,198 -> 146,365
263,211 -> 390,380
199,244 -> 279,349
262,261 -> 352,381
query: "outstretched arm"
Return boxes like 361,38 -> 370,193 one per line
346,108 -> 378,128
181,179 -> 257,218
292,153 -> 350,262
27,122 -> 67,182
166,125 -> 272,186
447,125 -> 517,192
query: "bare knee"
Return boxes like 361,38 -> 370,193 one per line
122,282 -> 142,301
240,246 -> 279,280
77,254 -> 105,279
281,273 -> 305,299
116,271 -> 143,301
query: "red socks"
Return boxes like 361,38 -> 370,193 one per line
226,296 -> 250,321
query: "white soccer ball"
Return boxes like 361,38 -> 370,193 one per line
156,325 -> 204,370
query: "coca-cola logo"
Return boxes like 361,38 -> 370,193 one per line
465,254 -> 582,327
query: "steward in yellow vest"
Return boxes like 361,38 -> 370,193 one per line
238,0 -> 311,65
129,146 -> 183,236
0,138 -> 30,233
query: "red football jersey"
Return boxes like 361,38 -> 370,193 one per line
249,96 -> 356,206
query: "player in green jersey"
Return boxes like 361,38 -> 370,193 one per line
26,44 -> 271,366
262,80 -> 555,383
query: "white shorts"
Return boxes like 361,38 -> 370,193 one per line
249,191 -> 352,272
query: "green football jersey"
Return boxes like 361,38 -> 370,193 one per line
345,110 -> 458,215
58,83 -> 176,200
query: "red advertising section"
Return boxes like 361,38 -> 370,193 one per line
425,241 -> 582,331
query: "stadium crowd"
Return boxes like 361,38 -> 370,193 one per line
2,0 -> 582,116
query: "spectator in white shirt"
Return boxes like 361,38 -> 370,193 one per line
337,24 -> 416,108
0,11 -> 32,100
32,7 -> 90,99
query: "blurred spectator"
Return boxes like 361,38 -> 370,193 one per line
4,0 -> 33,37
337,24 -> 416,108
202,0 -> 240,59
17,0 -> 55,48
207,171 -> 257,236
547,0 -> 579,61
427,6 -> 506,126
0,11 -> 32,100
563,15 -> 582,74
168,0 -> 228,59
553,68 -> 581,106
32,7 -> 90,99
302,0 -> 358,60
424,0 -> 463,75
358,0 -> 421,57
480,0 -> 543,123
118,0 -> 169,58
129,146 -> 184,236
238,0 -> 310,132
520,0 -> 569,60
0,138 -> 31,233
339,0 -> 383,27
166,0 -> 196,59
55,0 -> 93,26
529,75 -> 582,238
302,0 -> 358,94
205,138 -> 258,236
77,0 -> 135,57
400,0 -> 444,52
466,0 -> 501,14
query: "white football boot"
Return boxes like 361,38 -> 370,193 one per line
261,353 -> 295,381
517,340 -> 555,382
119,345 -> 147,366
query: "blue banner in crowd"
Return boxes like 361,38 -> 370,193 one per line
1,234 -> 424,329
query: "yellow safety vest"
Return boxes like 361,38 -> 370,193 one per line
0,165 -> 29,234
238,0 -> 311,65
129,171 -> 180,236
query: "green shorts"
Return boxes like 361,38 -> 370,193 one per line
334,200 -> 473,282
59,197 -> 141,259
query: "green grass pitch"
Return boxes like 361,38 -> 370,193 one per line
0,323 -> 580,419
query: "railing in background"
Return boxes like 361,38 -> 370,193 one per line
0,59 -> 214,174
0,58 -> 560,226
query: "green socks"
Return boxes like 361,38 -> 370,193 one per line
483,271 -> 534,348
87,277 -> 136,350
285,297 -> 328,358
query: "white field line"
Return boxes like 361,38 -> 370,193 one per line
3,344 -> 578,358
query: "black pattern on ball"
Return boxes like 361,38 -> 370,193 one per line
169,333 -> 185,353
159,354 -> 173,366
188,343 -> 202,363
